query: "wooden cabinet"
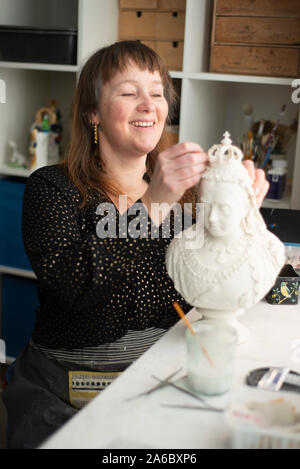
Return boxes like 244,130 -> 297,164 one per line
210,0 -> 300,77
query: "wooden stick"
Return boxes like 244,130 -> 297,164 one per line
173,302 -> 214,367
173,301 -> 196,336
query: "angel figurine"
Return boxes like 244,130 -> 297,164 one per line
166,132 -> 285,343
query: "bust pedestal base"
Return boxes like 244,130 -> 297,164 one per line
196,308 -> 249,344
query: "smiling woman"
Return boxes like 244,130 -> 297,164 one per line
64,40 -> 186,210
93,64 -> 169,195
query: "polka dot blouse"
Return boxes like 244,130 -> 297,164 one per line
22,164 -> 192,349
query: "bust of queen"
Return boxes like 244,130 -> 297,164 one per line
166,132 -> 285,343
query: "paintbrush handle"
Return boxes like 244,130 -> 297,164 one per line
173,301 -> 195,335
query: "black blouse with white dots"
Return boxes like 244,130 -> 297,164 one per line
22,164 -> 192,349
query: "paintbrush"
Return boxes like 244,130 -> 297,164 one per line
260,104 -> 286,169
173,302 -> 214,367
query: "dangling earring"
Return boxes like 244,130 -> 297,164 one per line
89,121 -> 98,145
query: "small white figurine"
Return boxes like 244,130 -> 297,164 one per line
166,132 -> 285,343
7,140 -> 27,168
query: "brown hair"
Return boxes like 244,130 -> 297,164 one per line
60,40 -> 196,210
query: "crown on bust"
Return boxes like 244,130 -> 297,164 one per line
201,131 -> 251,187
208,131 -> 243,167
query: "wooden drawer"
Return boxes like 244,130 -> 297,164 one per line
119,0 -> 186,11
143,40 -> 183,70
156,41 -> 183,70
119,11 -> 185,40
155,12 -> 185,40
158,0 -> 186,10
215,16 -> 300,46
209,44 -> 300,77
119,11 -> 156,39
215,0 -> 300,18
119,0 -> 157,10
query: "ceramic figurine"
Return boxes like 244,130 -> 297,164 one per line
29,100 -> 62,169
166,132 -> 286,343
7,140 -> 27,168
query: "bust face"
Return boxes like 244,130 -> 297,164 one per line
199,179 -> 249,238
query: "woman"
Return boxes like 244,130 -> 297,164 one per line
2,41 -> 268,448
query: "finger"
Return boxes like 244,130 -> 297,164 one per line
165,152 -> 208,171
243,160 -> 256,182
160,141 -> 204,160
253,168 -> 267,197
174,163 -> 207,181
256,180 -> 270,208
174,172 -> 203,190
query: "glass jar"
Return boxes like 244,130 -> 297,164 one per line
185,320 -> 237,395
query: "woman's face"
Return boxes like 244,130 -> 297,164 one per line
199,179 -> 249,238
96,63 -> 169,158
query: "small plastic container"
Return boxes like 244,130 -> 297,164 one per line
266,264 -> 300,305
266,166 -> 287,200
226,386 -> 300,449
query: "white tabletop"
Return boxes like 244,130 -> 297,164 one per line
41,301 -> 300,449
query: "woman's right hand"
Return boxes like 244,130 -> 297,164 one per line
142,141 -> 208,225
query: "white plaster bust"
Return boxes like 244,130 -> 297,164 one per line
166,132 -> 285,343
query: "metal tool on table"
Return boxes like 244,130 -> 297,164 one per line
161,404 -> 223,412
152,375 -> 224,412
124,367 -> 182,402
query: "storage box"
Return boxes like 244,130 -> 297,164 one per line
209,0 -> 300,77
266,264 -> 300,305
0,26 -> 77,65
119,11 -> 185,41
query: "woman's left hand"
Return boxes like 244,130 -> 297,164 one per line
243,160 -> 269,208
